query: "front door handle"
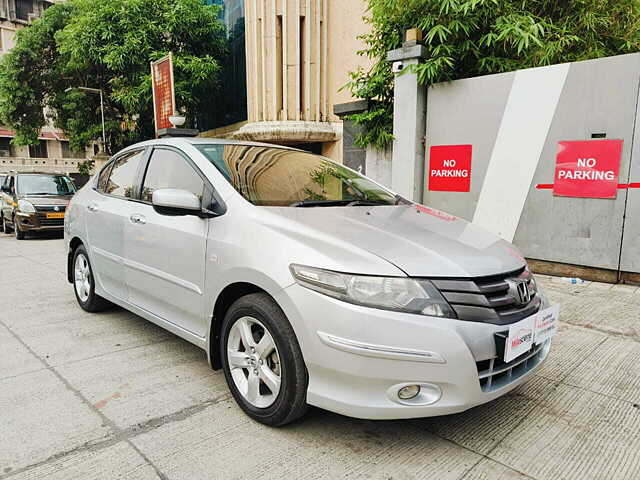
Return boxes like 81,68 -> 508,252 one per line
87,203 -> 98,212
129,214 -> 146,225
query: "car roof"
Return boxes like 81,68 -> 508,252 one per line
119,137 -> 306,154
15,171 -> 70,176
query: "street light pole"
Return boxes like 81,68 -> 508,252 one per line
65,86 -> 107,153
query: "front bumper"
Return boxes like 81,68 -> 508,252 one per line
15,212 -> 64,231
274,283 -> 551,420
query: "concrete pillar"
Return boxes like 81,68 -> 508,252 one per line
387,43 -> 427,202
334,100 -> 368,173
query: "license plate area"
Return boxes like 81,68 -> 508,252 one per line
46,212 -> 65,219
495,305 -> 559,363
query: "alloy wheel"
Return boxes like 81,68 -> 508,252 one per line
74,253 -> 91,303
226,316 -> 282,408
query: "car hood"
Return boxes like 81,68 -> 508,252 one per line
18,195 -> 72,206
264,204 -> 525,278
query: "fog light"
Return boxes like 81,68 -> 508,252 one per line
397,385 -> 421,400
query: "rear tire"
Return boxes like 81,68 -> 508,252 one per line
72,245 -> 112,312
220,293 -> 309,427
0,214 -> 4,233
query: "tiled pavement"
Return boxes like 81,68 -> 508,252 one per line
1,233 -> 638,479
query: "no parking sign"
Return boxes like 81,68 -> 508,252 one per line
428,145 -> 472,192
553,140 -> 623,198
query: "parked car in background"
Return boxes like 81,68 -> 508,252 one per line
65,138 -> 558,426
1,171 -> 76,239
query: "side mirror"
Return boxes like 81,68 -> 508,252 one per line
152,188 -> 201,216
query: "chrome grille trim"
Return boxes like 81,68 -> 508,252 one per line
431,267 -> 541,325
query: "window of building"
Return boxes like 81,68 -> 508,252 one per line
61,141 -> 85,159
14,0 -> 33,21
28,140 -> 48,159
105,150 -> 143,198
141,149 -> 204,203
0,138 -> 12,157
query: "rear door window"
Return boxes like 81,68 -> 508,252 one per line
105,150 -> 144,198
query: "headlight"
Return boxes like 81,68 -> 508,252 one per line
17,200 -> 36,213
290,264 -> 456,318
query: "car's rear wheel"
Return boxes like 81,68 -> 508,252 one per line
220,293 -> 308,426
0,213 -> 4,233
73,245 -> 112,312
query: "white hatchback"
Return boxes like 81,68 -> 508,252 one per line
65,138 -> 558,426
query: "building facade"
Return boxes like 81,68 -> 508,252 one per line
0,0 -> 92,174
202,0 -> 373,162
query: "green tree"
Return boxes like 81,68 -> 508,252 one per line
346,0 -> 640,149
0,0 -> 226,153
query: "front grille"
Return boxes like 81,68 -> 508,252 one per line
35,205 -> 66,213
431,267 -> 540,325
476,342 -> 548,392
37,217 -> 64,226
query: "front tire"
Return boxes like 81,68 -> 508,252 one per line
14,219 -> 25,240
220,293 -> 309,426
72,245 -> 112,312
2,215 -> 12,233
0,214 -> 4,233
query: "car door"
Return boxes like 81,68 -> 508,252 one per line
124,146 -> 209,336
85,149 -> 146,301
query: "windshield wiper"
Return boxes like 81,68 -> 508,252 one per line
290,199 -> 393,207
345,200 -> 392,206
289,200 -> 353,207
24,192 -> 56,196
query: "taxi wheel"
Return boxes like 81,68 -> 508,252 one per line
220,293 -> 309,427
2,215 -> 12,234
0,214 -> 4,233
72,245 -> 112,312
14,220 -> 25,240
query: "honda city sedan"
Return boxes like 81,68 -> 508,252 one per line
64,138 -> 558,426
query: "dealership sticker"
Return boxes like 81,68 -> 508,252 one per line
428,145 -> 472,192
504,316 -> 535,363
534,304 -> 560,345
553,139 -> 623,198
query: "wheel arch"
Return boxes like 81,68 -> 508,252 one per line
67,236 -> 84,283
209,282 -> 270,370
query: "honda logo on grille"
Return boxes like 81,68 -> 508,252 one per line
507,279 -> 532,306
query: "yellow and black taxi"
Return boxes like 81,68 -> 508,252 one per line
0,171 -> 76,239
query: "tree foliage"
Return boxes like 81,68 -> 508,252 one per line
0,0 -> 226,153
346,0 -> 640,149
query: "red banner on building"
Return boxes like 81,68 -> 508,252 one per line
553,140 -> 623,199
428,144 -> 472,192
151,54 -> 176,135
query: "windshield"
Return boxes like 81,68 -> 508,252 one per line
17,174 -> 76,196
196,144 -> 398,207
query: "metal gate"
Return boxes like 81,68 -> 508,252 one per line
422,53 -> 640,276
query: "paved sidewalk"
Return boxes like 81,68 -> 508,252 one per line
1,233 -> 639,480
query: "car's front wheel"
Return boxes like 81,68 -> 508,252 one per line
14,219 -> 25,240
72,245 -> 112,312
220,293 -> 309,426
2,215 -> 11,233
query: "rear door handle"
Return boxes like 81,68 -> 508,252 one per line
87,203 -> 98,212
129,214 -> 146,225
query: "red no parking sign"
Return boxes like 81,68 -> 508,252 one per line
428,145 -> 472,192
553,140 -> 623,199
